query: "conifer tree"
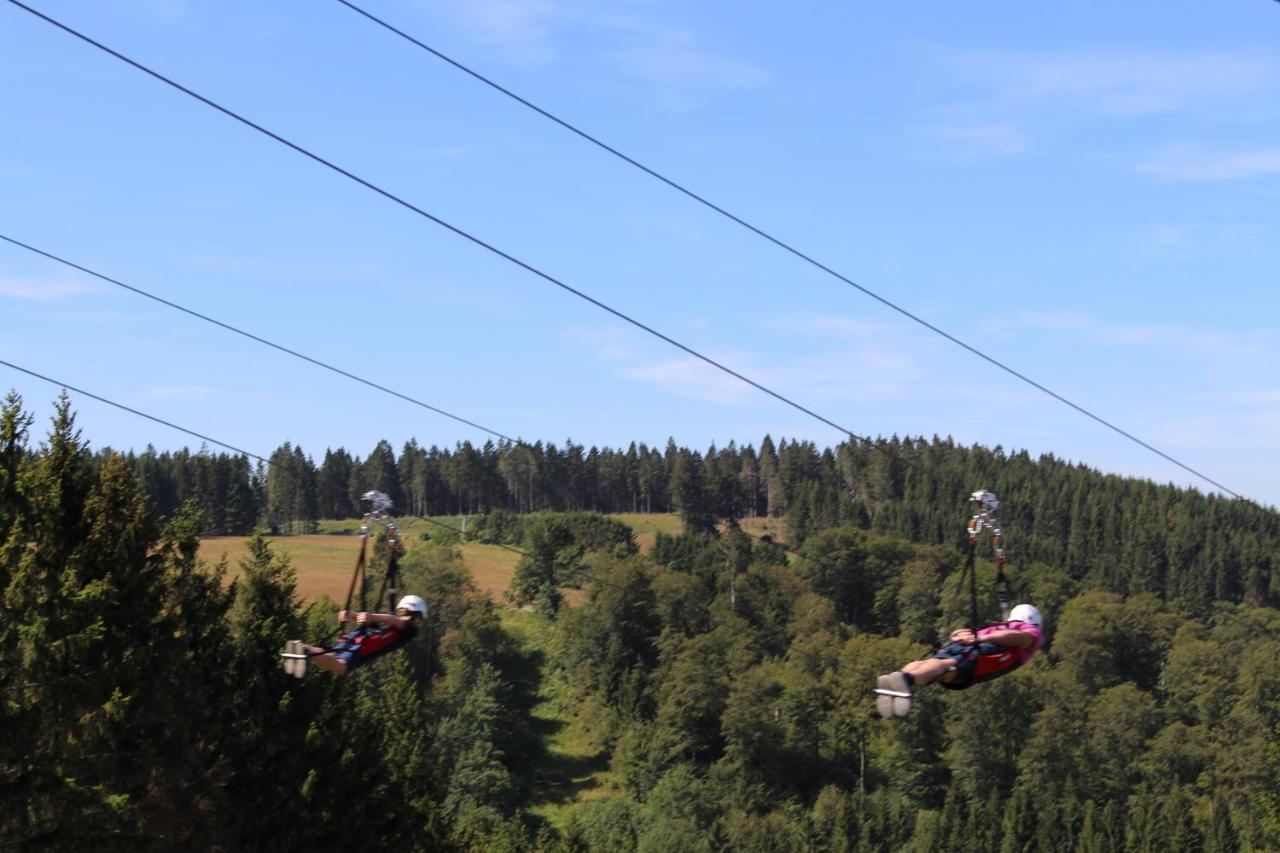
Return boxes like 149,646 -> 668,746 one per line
364,439 -> 404,512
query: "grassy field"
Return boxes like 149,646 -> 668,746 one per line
502,609 -> 621,832
738,514 -> 788,545
199,512 -> 786,605
609,512 -> 681,552
199,533 -> 523,603
199,534 -> 367,602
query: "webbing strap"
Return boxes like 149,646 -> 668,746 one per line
338,531 -> 369,635
994,564 -> 1011,622
966,535 -> 980,639
371,523 -> 401,613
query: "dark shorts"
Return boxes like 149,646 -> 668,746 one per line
329,638 -> 366,671
328,625 -> 411,672
934,641 -> 1021,690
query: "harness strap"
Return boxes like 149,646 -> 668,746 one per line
371,523 -> 401,614
338,525 -> 370,635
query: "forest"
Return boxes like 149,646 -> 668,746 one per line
121,419 -> 1278,615
3,391 -> 1278,851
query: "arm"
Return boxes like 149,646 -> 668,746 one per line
339,610 -> 411,629
978,628 -> 1035,649
948,627 -> 1036,648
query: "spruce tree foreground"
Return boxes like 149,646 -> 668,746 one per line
1,392 -> 1277,851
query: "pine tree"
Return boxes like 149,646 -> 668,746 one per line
317,447 -> 356,519
1,400 -> 236,848
364,439 -> 404,512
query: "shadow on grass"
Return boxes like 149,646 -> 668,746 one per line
528,713 -> 608,807
518,650 -> 611,809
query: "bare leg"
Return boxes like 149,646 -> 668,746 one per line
305,645 -> 349,676
902,657 -> 959,687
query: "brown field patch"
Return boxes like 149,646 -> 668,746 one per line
461,543 -> 523,602
201,524 -> 559,606
737,515 -> 787,545
200,512 -> 783,608
200,535 -> 360,602
607,513 -> 680,553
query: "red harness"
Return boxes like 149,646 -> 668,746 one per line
970,648 -> 1021,681
345,625 -> 403,655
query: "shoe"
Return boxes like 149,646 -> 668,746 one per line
874,671 -> 912,717
875,674 -> 895,718
281,640 -> 307,678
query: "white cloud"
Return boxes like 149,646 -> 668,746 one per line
1139,223 -> 1198,252
614,27 -> 770,95
1205,388 -> 1280,406
1150,410 -> 1280,450
939,48 -> 1278,117
1090,322 -> 1229,350
789,349 -> 923,403
182,253 -> 383,281
986,310 -> 1094,335
622,354 -> 756,405
765,313 -> 892,338
614,343 -> 922,408
563,325 -> 644,361
434,0 -> 556,65
1137,147 -> 1280,181
932,123 -> 1029,160
0,278 -> 99,300
427,2 -> 767,104
992,310 -> 1245,355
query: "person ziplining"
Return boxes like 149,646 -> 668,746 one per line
300,594 -> 428,676
281,491 -> 427,677
875,490 -> 1045,717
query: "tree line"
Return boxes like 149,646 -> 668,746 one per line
118,430 -> 1278,616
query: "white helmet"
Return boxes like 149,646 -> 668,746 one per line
1009,603 -> 1042,629
395,595 -> 428,618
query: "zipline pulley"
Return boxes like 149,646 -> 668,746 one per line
963,488 -> 1012,632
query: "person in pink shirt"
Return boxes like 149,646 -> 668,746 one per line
875,603 -> 1044,717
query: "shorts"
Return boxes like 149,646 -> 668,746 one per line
329,640 -> 366,672
933,641 -> 1019,690
327,625 -> 407,672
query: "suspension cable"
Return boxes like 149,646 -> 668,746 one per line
0,357 -> 526,556
5,0 -> 861,440
0,233 -> 516,444
332,0 -> 1241,500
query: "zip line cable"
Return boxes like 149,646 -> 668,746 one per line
0,358 -> 526,555
7,0 -> 1240,498
0,358 -> 261,460
0,233 -> 517,444
6,0 -> 863,443
332,0 -> 1242,500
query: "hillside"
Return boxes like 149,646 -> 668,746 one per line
5,398 -> 1279,851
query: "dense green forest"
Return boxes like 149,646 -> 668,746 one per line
3,392 -> 1278,851
120,420 -> 1277,615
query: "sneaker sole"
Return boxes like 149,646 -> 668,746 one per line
875,672 -> 912,717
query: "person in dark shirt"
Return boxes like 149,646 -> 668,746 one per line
303,594 -> 427,676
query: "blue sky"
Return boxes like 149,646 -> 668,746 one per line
3,0 -> 1279,507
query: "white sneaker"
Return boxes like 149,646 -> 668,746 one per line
875,674 -> 895,718
874,671 -> 912,717
281,640 -> 307,678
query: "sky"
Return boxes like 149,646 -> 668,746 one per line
2,0 -> 1279,507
